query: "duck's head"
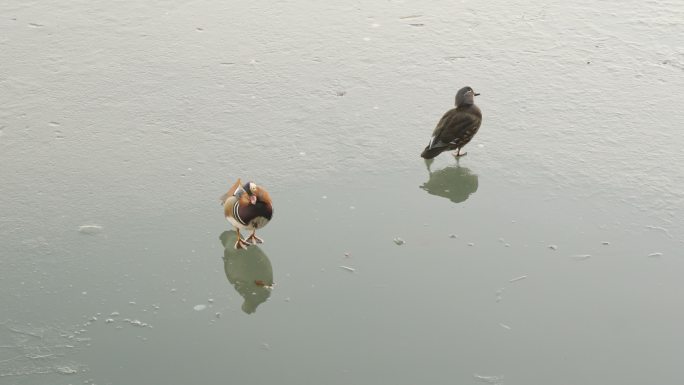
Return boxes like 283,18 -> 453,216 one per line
242,181 -> 272,205
455,86 -> 480,107
242,181 -> 259,205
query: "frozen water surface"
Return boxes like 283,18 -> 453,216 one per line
1,0 -> 684,384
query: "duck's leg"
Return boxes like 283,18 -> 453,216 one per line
453,147 -> 467,158
234,228 -> 251,249
246,230 -> 264,244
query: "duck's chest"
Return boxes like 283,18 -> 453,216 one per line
229,201 -> 272,229
227,214 -> 246,229
461,121 -> 481,142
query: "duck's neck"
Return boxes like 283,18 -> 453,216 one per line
457,104 -> 481,116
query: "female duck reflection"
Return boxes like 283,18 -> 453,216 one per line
420,161 -> 479,203
219,231 -> 274,314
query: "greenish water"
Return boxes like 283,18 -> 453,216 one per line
2,1 -> 684,384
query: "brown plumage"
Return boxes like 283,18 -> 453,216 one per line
220,179 -> 273,249
421,86 -> 482,159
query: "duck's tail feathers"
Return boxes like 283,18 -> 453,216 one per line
220,179 -> 242,205
421,146 -> 445,159
219,192 -> 230,206
421,136 -> 449,159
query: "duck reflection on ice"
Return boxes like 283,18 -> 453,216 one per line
219,231 -> 274,314
420,161 -> 479,204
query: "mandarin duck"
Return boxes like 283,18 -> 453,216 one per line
220,179 -> 273,249
421,86 -> 482,159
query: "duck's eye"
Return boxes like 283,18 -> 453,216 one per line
250,183 -> 258,192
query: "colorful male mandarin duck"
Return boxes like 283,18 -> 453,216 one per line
220,179 -> 273,249
421,86 -> 482,159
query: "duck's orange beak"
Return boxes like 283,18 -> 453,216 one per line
249,195 -> 257,205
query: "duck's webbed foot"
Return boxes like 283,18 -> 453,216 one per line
452,148 -> 467,158
234,229 -> 251,249
234,237 -> 251,249
246,231 -> 263,245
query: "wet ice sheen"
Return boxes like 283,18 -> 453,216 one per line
1,0 -> 684,384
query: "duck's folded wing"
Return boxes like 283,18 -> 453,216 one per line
426,110 -> 478,150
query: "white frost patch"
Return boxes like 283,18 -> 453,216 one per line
194,304 -> 207,311
78,225 -> 103,235
56,366 -> 78,374
0,322 -> 89,378
571,254 -> 591,260
474,374 -> 504,384
509,275 -> 527,283
645,225 -> 672,238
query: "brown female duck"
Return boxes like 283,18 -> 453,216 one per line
421,86 -> 482,159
